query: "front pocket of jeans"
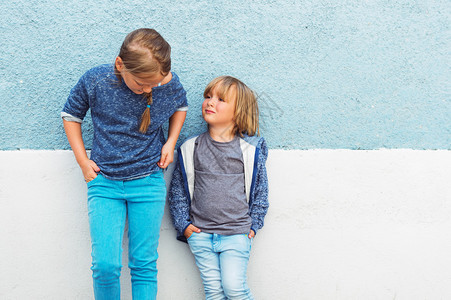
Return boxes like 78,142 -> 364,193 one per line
146,171 -> 166,188
86,174 -> 101,187
187,232 -> 198,241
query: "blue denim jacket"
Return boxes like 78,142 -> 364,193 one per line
62,64 -> 188,180
168,134 -> 269,242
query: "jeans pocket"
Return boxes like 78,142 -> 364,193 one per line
187,231 -> 200,242
146,171 -> 166,189
86,174 -> 102,187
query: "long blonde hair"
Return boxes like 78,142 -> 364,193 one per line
204,76 -> 259,137
115,28 -> 171,133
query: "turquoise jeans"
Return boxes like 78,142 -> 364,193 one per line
187,232 -> 254,300
87,172 -> 166,300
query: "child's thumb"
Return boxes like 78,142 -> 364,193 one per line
159,154 -> 167,166
91,162 -> 100,172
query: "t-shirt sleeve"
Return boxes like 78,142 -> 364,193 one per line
176,105 -> 188,112
174,79 -> 188,112
60,111 -> 83,123
61,72 -> 91,121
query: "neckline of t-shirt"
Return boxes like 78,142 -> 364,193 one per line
205,131 -> 238,145
152,72 -> 175,90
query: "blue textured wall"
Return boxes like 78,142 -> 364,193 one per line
1,1 -> 449,150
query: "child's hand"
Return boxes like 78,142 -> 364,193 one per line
184,224 -> 201,239
248,230 -> 255,239
158,142 -> 175,169
80,159 -> 100,182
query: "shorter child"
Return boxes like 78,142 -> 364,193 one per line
169,76 -> 269,300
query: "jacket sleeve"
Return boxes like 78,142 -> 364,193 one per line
250,137 -> 269,234
168,151 -> 192,242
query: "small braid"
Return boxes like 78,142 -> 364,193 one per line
139,91 -> 152,133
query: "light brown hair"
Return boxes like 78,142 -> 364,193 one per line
115,28 -> 171,133
204,76 -> 260,137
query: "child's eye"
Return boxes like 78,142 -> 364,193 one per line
219,98 -> 225,102
135,81 -> 144,86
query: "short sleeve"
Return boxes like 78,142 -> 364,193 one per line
172,73 -> 188,111
176,88 -> 188,111
61,72 -> 91,121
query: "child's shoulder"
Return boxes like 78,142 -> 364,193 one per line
240,135 -> 268,159
158,71 -> 185,92
83,64 -> 114,79
169,72 -> 184,85
77,64 -> 116,89
240,134 -> 266,148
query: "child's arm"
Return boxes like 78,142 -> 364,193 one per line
249,138 -> 270,236
63,120 -> 100,182
159,111 -> 187,169
168,153 -> 193,242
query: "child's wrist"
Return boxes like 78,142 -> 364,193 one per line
77,157 -> 90,167
165,137 -> 177,148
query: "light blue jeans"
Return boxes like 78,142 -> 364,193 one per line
187,232 -> 254,300
87,172 -> 166,300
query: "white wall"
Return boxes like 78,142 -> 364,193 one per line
1,150 -> 450,299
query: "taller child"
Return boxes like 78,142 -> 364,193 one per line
61,28 -> 188,300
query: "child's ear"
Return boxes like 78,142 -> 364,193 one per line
115,56 -> 124,71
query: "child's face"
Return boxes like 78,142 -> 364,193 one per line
115,57 -> 164,94
202,85 -> 236,130
122,72 -> 164,94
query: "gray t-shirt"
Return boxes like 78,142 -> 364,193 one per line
190,132 -> 252,235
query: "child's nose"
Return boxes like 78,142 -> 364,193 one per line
207,97 -> 217,106
142,85 -> 152,93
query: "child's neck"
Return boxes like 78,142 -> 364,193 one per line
208,126 -> 235,143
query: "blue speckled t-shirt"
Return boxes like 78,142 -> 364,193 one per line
62,64 -> 188,180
